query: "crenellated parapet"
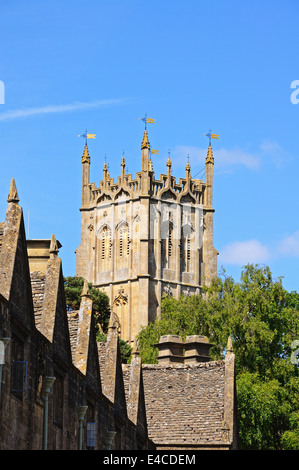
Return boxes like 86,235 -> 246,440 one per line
86,157 -> 205,206
76,126 -> 218,343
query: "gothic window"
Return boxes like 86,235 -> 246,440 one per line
119,227 -> 127,257
99,225 -> 112,271
161,221 -> 175,270
132,216 -> 141,275
101,226 -> 111,260
187,237 -> 191,263
168,226 -> 173,258
180,207 -> 195,273
117,223 -> 130,260
180,232 -> 194,273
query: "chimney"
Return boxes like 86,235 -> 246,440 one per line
184,335 -> 213,363
155,335 -> 184,364
27,238 -> 62,273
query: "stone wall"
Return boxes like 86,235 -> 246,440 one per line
0,178 -> 238,451
76,131 -> 218,344
0,179 -> 153,450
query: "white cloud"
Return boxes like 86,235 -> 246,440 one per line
277,231 -> 299,257
0,98 -> 128,121
259,139 -> 292,168
219,230 -> 299,267
173,145 -> 261,172
172,138 -> 292,174
219,239 -> 271,265
214,147 -> 261,170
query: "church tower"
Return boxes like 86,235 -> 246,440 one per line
76,126 -> 218,344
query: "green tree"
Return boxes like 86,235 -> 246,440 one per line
64,276 -> 111,334
137,264 -> 299,450
64,276 -> 132,363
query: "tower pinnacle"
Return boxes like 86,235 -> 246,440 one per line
141,129 -> 150,150
7,178 -> 19,204
81,144 -> 90,164
205,145 -> 214,165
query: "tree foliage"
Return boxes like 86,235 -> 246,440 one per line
137,264 -> 299,450
64,276 -> 111,333
64,276 -> 132,363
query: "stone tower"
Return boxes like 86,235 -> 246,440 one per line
76,128 -> 218,343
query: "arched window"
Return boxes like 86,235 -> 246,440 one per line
132,216 -> 141,275
161,221 -> 175,270
180,231 -> 194,273
116,222 -> 130,268
99,225 -> 112,271
180,207 -> 195,273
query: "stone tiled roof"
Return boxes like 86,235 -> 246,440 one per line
97,341 -> 108,390
30,271 -> 46,328
122,365 -> 130,402
67,310 -> 79,362
0,222 -> 4,253
141,361 -> 227,447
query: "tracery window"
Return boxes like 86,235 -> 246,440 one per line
180,207 -> 195,273
116,222 -> 130,268
161,221 -> 175,270
99,225 -> 112,271
180,231 -> 195,273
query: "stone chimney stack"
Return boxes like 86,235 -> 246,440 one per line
155,335 -> 184,364
27,238 -> 62,273
155,335 -> 213,364
184,335 -> 213,364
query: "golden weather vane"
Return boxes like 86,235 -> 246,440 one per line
203,129 -> 219,146
138,113 -> 155,130
78,129 -> 96,145
139,113 -> 158,155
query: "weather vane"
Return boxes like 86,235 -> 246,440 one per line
78,129 -> 96,145
203,129 -> 219,146
138,113 -> 155,130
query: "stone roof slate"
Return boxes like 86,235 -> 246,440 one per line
141,361 -> 227,446
30,271 -> 46,328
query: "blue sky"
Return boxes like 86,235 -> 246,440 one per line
0,0 -> 299,292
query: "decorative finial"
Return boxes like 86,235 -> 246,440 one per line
132,338 -> 140,356
7,178 -> 19,204
81,144 -> 90,164
226,336 -> 233,354
185,159 -> 191,172
141,129 -> 150,149
49,234 -> 59,257
103,155 -> 108,172
205,145 -> 214,165
108,311 -> 121,332
81,279 -> 90,297
121,154 -> 126,180
164,149 -> 170,166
